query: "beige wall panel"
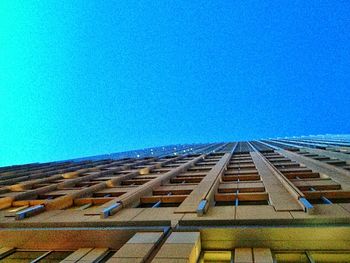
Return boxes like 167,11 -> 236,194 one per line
234,248 -> 253,263
253,248 -> 273,263
236,205 -> 292,220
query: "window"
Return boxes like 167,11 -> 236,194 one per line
0,250 -> 73,263
273,250 -> 350,263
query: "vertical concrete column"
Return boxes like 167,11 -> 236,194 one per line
98,155 -> 206,217
175,153 -> 231,215
248,143 -> 308,212
250,151 -> 302,211
278,149 -> 350,190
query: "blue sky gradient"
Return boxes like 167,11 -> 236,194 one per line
1,1 -> 350,165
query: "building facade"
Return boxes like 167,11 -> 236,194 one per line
0,135 -> 350,262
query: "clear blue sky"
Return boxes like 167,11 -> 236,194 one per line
1,1 -> 350,166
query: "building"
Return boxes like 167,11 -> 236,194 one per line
0,135 -> 350,262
